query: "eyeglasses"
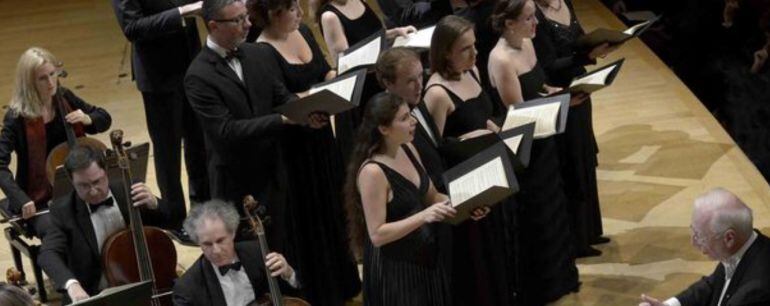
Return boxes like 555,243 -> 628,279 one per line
213,13 -> 250,26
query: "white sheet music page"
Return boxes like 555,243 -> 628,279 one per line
309,75 -> 357,101
502,134 -> 524,154
337,36 -> 381,74
623,19 -> 652,35
570,64 -> 616,87
393,25 -> 436,48
448,157 -> 509,206
505,102 -> 560,137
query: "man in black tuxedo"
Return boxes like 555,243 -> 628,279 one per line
110,0 -> 209,235
173,200 -> 300,306
640,188 -> 770,306
37,146 -> 168,304
184,0 -> 324,243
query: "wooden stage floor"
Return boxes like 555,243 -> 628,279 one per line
0,0 -> 769,304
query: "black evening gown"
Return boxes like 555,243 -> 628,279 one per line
318,0 -> 384,162
533,0 -> 605,252
427,71 -> 513,306
362,145 -> 451,306
256,24 -> 362,305
503,63 -> 579,304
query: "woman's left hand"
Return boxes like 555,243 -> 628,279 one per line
470,206 -> 491,221
65,109 -> 93,126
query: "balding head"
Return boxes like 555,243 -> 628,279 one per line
691,188 -> 754,260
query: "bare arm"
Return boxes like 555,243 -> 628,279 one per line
423,85 -> 454,138
488,52 -> 524,106
321,12 -> 349,62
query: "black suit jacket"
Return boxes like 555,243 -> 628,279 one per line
0,88 -> 112,213
676,231 -> 770,306
410,99 -> 447,193
172,240 -> 300,306
37,181 -> 168,303
111,0 -> 201,93
184,43 -> 296,206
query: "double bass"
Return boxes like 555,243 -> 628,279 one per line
101,130 -> 177,306
242,195 -> 310,306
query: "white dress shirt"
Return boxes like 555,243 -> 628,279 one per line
663,231 -> 759,306
211,257 -> 300,306
412,106 -> 438,146
206,37 -> 243,81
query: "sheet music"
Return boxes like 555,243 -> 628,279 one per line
622,10 -> 657,22
337,36 -> 382,74
570,64 -> 616,87
448,157 -> 509,206
623,19 -> 652,35
309,75 -> 357,101
502,134 -> 523,154
504,102 -> 560,137
393,26 -> 436,48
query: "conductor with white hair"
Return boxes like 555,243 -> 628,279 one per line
639,188 -> 770,306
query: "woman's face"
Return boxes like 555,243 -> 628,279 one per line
507,0 -> 538,39
381,104 -> 417,145
272,0 -> 303,32
34,62 -> 58,100
447,29 -> 477,73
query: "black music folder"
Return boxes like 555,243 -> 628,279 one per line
442,142 -> 518,225
439,121 -> 535,170
70,280 -> 153,306
555,58 -> 625,95
53,142 -> 150,200
576,15 -> 660,49
503,93 -> 570,139
274,68 -> 367,124
337,31 -> 387,74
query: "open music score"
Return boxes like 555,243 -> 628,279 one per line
502,94 -> 570,139
443,143 -> 518,225
563,58 -> 625,94
274,69 -> 367,124
70,280 -> 153,306
392,25 -> 435,49
576,15 -> 660,49
337,32 -> 384,74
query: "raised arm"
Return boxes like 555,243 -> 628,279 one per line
110,0 -> 200,42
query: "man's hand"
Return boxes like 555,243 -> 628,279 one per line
65,110 -> 93,126
21,201 -> 36,219
639,294 -> 665,306
265,252 -> 294,279
67,281 -> 90,302
179,1 -> 202,17
131,182 -> 158,210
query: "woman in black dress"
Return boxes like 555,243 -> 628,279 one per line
487,0 -> 579,303
248,0 -> 361,304
344,93 -> 458,306
0,47 -> 112,238
532,0 -> 616,257
423,15 -> 513,306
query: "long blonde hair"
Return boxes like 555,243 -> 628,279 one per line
9,47 -> 60,118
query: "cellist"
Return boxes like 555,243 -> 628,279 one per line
37,146 -> 168,304
0,47 -> 112,238
173,200 -> 301,306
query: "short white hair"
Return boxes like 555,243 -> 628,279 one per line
183,199 -> 240,243
694,188 -> 753,238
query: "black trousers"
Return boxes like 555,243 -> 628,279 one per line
141,85 -> 209,229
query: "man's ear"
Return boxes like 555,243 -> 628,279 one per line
723,229 -> 736,248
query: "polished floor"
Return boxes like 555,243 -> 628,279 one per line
0,0 -> 768,305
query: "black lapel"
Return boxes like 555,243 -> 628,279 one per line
238,46 -> 261,116
203,47 -> 249,95
108,182 -> 131,226
416,101 -> 442,146
722,232 -> 766,305
201,256 -> 228,305
73,194 -> 100,257
237,242 -> 267,298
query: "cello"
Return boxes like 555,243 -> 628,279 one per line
242,195 -> 310,306
101,130 -> 177,306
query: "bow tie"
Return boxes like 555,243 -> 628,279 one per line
218,262 -> 242,275
89,197 -> 114,214
225,48 -> 243,61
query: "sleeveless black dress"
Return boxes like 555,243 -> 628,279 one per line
318,0 -> 384,162
509,63 -> 580,304
533,0 -> 605,252
426,71 -> 513,306
362,146 -> 451,306
256,24 -> 362,304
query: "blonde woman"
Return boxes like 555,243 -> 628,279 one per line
0,47 -> 111,237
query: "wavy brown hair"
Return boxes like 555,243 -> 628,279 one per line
430,15 -> 474,81
343,93 -> 406,258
